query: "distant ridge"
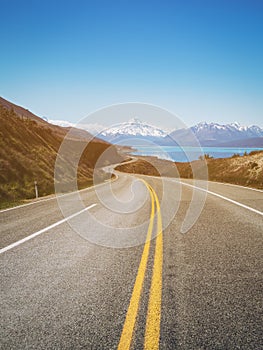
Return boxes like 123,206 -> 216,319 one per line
3,96 -> 261,149
167,121 -> 263,147
83,117 -> 263,147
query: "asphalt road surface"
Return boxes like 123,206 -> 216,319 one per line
0,172 -> 262,349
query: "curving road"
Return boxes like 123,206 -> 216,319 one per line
0,172 -> 262,349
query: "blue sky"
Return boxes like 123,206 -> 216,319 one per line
0,0 -> 263,128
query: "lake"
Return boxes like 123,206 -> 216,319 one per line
132,146 -> 263,162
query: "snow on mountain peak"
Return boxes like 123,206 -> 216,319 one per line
100,118 -> 168,138
192,121 -> 263,133
188,121 -> 263,141
128,117 -> 142,124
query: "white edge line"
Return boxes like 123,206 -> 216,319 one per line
0,203 -> 97,254
128,173 -> 263,193
178,181 -> 263,217
0,175 -> 118,214
0,192 -> 76,213
211,181 -> 263,193
0,189 -> 88,213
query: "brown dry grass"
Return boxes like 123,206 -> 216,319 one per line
0,105 -> 123,206
204,151 -> 263,188
116,151 -> 263,189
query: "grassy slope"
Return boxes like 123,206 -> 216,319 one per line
0,105 -> 123,207
116,151 -> 263,189
175,151 -> 263,189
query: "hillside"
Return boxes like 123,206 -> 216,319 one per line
0,101 -> 124,207
176,150 -> 263,188
116,151 -> 263,189
0,96 -> 46,124
0,96 -> 101,142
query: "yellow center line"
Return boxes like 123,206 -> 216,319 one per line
144,185 -> 163,350
117,181 -> 163,350
117,183 -> 155,350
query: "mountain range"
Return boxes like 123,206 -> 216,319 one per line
97,119 -> 263,147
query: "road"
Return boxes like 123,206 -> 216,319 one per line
0,172 -> 262,349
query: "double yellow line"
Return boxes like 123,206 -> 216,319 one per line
118,180 -> 163,350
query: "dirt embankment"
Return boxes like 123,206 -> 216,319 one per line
116,151 -> 263,189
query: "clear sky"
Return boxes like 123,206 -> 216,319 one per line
0,0 -> 263,128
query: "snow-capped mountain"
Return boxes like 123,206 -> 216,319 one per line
98,117 -> 168,144
50,117 -> 263,147
168,122 -> 263,146
191,121 -> 263,137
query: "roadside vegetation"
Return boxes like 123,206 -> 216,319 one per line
116,150 -> 263,189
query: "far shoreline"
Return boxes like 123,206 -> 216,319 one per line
128,144 -> 263,163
